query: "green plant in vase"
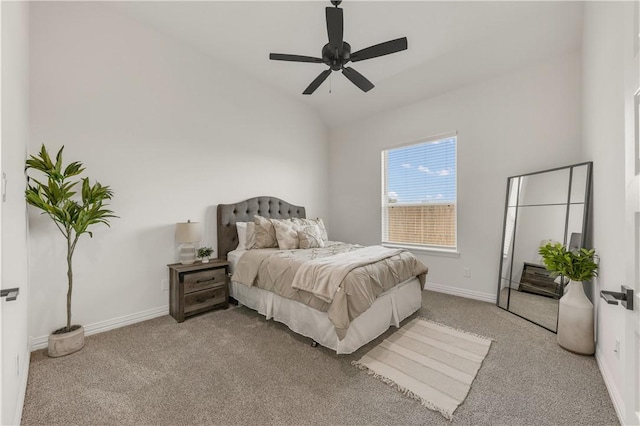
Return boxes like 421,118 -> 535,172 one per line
538,241 -> 598,355
538,242 -> 598,282
197,246 -> 214,262
25,145 -> 117,357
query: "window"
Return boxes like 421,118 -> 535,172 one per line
381,133 -> 457,250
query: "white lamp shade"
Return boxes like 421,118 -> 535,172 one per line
176,221 -> 202,243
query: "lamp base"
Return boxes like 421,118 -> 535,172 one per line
179,242 -> 196,265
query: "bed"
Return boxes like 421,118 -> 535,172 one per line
217,196 -> 427,354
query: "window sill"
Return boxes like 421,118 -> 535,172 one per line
382,243 -> 461,258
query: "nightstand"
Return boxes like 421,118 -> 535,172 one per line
519,262 -> 562,298
168,259 -> 229,322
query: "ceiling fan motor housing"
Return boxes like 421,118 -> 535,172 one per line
322,42 -> 350,70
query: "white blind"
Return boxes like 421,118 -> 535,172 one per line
381,134 -> 457,249
503,178 -> 520,256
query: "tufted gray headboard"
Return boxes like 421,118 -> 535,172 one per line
217,196 -> 306,259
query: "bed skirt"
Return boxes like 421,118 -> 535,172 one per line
229,277 -> 422,354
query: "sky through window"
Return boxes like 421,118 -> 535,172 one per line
386,137 -> 456,204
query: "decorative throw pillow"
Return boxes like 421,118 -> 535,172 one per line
315,218 -> 328,241
253,215 -> 278,249
298,225 -> 325,249
293,218 -> 328,241
272,219 -> 300,250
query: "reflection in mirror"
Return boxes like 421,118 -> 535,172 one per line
508,205 -> 566,332
511,205 -> 566,270
507,177 -> 520,207
570,165 -> 588,203
496,162 -> 592,332
566,203 -> 585,247
518,169 -> 570,206
508,290 -> 560,331
498,206 -> 517,310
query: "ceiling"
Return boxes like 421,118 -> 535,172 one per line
108,1 -> 584,128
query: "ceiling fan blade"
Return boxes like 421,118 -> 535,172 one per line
269,53 -> 324,63
326,7 -> 344,52
342,67 -> 374,92
303,69 -> 332,95
350,37 -> 408,62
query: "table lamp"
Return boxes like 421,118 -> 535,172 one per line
176,220 -> 202,264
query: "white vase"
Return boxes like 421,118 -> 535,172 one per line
48,325 -> 85,357
557,280 -> 594,355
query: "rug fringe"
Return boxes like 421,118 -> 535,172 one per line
415,317 -> 495,342
351,361 -> 454,421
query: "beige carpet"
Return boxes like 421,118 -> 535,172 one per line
353,318 -> 492,420
22,291 -> 619,425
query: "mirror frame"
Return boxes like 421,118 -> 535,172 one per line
496,161 -> 593,332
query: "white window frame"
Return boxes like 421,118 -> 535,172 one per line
381,131 -> 458,254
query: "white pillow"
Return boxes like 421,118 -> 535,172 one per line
235,222 -> 256,250
236,222 -> 248,250
245,222 -> 255,249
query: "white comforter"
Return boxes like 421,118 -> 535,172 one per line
232,242 -> 428,339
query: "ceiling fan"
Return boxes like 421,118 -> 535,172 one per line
269,0 -> 408,95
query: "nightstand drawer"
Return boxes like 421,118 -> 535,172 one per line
183,268 -> 226,294
184,286 -> 227,315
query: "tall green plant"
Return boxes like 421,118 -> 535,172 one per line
25,145 -> 117,333
538,242 -> 598,282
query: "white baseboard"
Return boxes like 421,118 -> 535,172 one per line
595,351 -> 625,425
424,281 -> 496,303
14,349 -> 30,426
31,305 -> 169,351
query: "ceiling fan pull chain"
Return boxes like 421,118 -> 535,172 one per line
329,73 -> 332,94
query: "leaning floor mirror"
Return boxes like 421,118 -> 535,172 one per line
496,162 -> 593,332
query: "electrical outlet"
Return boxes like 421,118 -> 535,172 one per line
614,338 -> 620,359
161,279 -> 169,291
463,267 -> 471,278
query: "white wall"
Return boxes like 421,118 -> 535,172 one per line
1,1 -> 30,424
329,52 -> 582,301
29,3 -> 328,343
581,1 -> 626,419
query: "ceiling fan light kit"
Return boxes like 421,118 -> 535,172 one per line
269,0 -> 408,95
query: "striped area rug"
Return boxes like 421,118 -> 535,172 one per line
353,318 -> 492,419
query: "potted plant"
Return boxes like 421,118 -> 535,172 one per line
538,242 -> 598,355
25,145 -> 116,357
197,246 -> 214,263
